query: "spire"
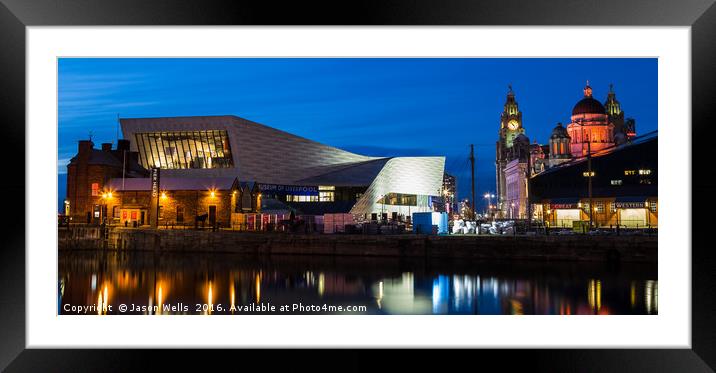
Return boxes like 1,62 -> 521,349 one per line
583,80 -> 593,97
605,83 -> 622,116
503,84 -> 519,115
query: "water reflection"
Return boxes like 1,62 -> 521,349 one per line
58,251 -> 658,315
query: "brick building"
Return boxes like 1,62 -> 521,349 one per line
104,177 -> 247,228
529,131 -> 657,229
65,139 -> 147,224
64,114 -> 446,226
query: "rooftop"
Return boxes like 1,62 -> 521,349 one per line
106,177 -> 238,191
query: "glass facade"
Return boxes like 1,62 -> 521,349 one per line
135,130 -> 234,169
378,193 -> 418,206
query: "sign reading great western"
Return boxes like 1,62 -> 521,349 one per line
151,168 -> 161,198
615,201 -> 645,209
549,203 -> 578,209
258,183 -> 318,196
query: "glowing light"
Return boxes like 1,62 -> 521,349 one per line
97,291 -> 103,315
107,192 -> 113,198
161,192 -> 167,199
377,281 -> 384,309
207,282 -> 213,315
210,190 -> 216,198
255,274 -> 261,303
317,273 -> 325,297
156,281 -> 166,315
230,282 -> 236,314
587,279 -> 602,313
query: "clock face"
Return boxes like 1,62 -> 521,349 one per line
507,120 -> 519,130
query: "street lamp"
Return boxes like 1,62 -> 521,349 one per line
483,193 -> 495,220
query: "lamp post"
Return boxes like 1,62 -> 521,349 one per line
484,193 -> 495,220
580,121 -> 594,231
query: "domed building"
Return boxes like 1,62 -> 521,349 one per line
549,122 -> 571,167
566,82 -> 615,156
494,81 -> 640,221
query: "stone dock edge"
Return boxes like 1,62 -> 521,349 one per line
58,227 -> 657,263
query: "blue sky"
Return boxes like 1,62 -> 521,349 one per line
58,58 -> 657,211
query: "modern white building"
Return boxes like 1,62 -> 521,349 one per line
120,115 -> 445,220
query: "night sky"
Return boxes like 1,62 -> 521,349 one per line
58,58 -> 657,212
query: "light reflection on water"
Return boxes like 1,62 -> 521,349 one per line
58,251 -> 657,315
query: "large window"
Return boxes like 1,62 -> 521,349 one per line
135,130 -> 233,169
286,195 -> 319,202
378,193 -> 417,206
319,185 -> 335,202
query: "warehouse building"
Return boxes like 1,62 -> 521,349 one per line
529,131 -> 657,229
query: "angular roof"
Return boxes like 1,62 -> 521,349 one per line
295,158 -> 391,186
106,177 -> 237,191
120,115 -> 380,184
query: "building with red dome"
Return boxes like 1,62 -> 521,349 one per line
567,82 -> 616,157
495,82 -> 639,220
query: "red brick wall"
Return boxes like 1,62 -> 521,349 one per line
66,161 -> 123,224
105,189 -> 234,227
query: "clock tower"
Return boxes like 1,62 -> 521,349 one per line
495,85 -> 525,216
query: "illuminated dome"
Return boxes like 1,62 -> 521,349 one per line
550,123 -> 570,139
572,97 -> 606,116
572,82 -> 606,116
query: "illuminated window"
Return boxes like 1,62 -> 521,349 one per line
595,202 -> 604,213
649,202 -> 657,213
135,130 -> 233,170
639,169 -> 652,175
582,171 -> 595,177
318,186 -> 335,202
378,193 -> 417,206
91,183 -> 100,196
287,195 -> 319,202
624,170 -> 636,176
611,179 -> 622,185
610,203 -> 616,212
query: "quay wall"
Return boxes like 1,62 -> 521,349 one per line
58,227 -> 657,263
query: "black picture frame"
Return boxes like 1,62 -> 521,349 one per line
1,0 -> 713,371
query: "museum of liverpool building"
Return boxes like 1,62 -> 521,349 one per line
65,115 -> 445,228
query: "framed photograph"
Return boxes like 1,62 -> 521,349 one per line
1,0 -> 714,370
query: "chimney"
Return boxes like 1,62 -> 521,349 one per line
78,140 -> 93,157
101,143 -> 112,152
117,139 -> 130,152
76,140 -> 94,165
